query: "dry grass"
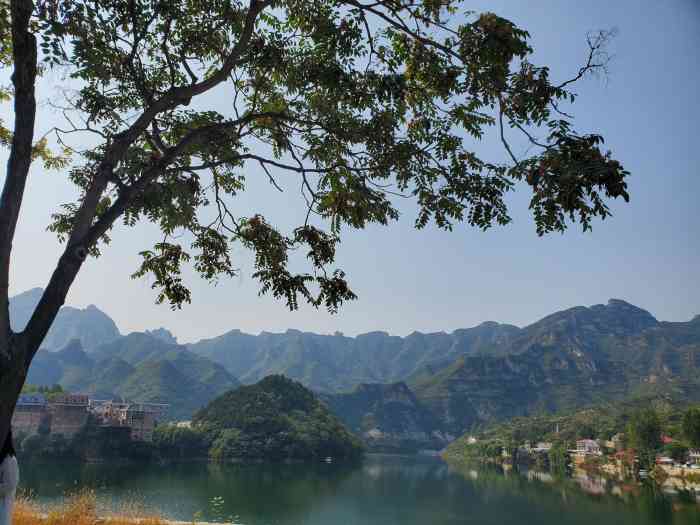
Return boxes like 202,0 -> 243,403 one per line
13,490 -> 175,525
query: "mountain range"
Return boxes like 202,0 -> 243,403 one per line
25,334 -> 238,420
10,289 -> 700,446
187,322 -> 522,392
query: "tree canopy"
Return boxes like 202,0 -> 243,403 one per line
0,0 -> 630,445
5,0 -> 629,313
682,407 -> 700,449
627,408 -> 662,469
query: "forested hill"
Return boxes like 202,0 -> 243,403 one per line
408,302 -> 700,434
193,375 -> 363,460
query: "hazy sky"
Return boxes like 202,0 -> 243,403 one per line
3,1 -> 699,343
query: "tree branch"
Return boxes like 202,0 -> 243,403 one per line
0,0 -> 38,346
22,0 -> 272,357
65,0 -> 271,253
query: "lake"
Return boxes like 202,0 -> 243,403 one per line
18,454 -> 700,524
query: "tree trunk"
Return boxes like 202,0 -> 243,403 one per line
0,333 -> 33,525
0,334 -> 30,450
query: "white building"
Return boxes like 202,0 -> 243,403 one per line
575,439 -> 602,456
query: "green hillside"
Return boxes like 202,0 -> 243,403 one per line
322,382 -> 447,451
188,323 -> 521,392
442,397 -> 700,466
192,375 -> 363,460
27,334 -> 239,420
409,301 -> 700,435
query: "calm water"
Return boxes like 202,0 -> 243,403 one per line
18,455 -> 700,525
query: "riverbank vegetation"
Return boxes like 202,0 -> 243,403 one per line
444,397 -> 700,479
17,376 -> 363,463
13,491 -> 168,525
152,376 -> 365,462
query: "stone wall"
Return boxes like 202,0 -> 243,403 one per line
12,406 -> 50,435
49,404 -> 89,438
124,410 -> 156,442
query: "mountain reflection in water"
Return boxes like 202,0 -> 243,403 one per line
18,455 -> 700,525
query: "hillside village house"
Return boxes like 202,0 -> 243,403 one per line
91,400 -> 166,442
689,449 -> 700,465
532,442 -> 553,452
575,439 -> 602,456
49,393 -> 90,437
604,433 -> 625,451
122,405 -> 158,442
12,393 -> 166,443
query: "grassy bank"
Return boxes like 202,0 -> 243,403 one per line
12,491 -> 219,525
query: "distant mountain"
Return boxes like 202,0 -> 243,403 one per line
13,287 -> 700,441
9,288 -> 120,350
188,322 -> 521,392
145,328 -> 178,344
193,375 -> 363,460
27,334 -> 239,420
322,382 -> 449,451
408,300 -> 700,434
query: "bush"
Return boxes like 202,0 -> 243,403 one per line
664,442 -> 688,463
152,425 -> 210,459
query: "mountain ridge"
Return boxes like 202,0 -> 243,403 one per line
11,289 -> 699,441
26,335 -> 239,420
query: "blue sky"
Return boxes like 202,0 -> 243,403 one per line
3,1 -> 699,342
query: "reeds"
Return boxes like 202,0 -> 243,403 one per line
12,490 -> 172,525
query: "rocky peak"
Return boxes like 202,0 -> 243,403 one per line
145,327 -> 178,344
55,339 -> 91,366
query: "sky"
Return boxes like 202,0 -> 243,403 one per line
2,1 -> 699,343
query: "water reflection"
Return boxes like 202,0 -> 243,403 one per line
17,455 -> 700,525
450,462 -> 700,525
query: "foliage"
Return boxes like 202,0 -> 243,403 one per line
442,438 -> 503,465
19,432 -> 71,458
18,416 -> 155,461
0,2 -> 636,455
21,383 -> 64,401
444,399 -> 700,469
627,408 -> 662,469
663,442 -> 688,463
151,424 -> 210,459
1,0 -> 631,325
193,375 -> 363,460
547,442 -> 569,476
682,407 -> 700,448
13,490 -> 168,525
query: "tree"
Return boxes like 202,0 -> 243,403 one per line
0,0 -> 630,452
547,442 -> 569,477
682,407 -> 700,449
627,409 -> 662,470
663,442 -> 687,464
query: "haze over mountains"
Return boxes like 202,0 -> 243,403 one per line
9,289 -> 700,448
10,288 -> 121,351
